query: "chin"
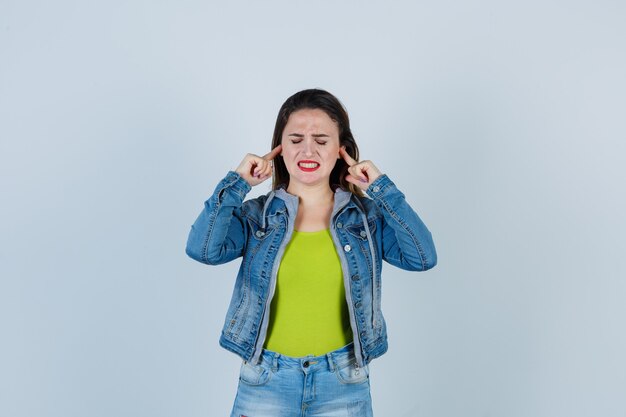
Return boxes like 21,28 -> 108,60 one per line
289,173 -> 330,187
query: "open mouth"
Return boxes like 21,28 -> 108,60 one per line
297,160 -> 320,172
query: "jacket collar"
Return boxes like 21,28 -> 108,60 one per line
267,186 -> 361,218
270,188 -> 362,214
259,186 -> 366,230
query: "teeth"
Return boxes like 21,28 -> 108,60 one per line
298,162 -> 319,168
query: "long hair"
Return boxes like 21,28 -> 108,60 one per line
270,88 -> 363,197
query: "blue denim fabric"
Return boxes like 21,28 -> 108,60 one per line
186,171 -> 437,367
230,343 -> 373,417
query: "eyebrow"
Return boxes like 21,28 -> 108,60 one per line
287,133 -> 330,138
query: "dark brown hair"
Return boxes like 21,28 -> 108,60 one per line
271,88 -> 363,196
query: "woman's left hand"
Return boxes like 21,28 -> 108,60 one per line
339,146 -> 382,190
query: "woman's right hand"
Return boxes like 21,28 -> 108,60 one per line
235,144 -> 282,187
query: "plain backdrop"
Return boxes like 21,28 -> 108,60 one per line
1,1 -> 625,416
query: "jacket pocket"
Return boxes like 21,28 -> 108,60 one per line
345,220 -> 377,241
246,217 -> 276,241
345,220 -> 378,283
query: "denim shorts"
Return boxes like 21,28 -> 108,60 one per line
230,342 -> 374,417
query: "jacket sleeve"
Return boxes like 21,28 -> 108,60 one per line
185,171 -> 252,265
366,174 -> 437,271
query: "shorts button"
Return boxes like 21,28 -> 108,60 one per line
303,360 -> 309,368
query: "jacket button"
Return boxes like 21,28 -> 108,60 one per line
337,222 -> 343,229
355,301 -> 362,309
360,230 -> 367,238
255,230 -> 265,238
344,244 -> 351,252
372,186 -> 380,192
360,331 -> 366,338
351,274 -> 359,281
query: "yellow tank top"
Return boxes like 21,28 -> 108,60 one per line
263,229 -> 353,357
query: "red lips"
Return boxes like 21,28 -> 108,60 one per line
297,160 -> 320,172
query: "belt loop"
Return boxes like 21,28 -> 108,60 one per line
326,352 -> 335,372
272,353 -> 279,372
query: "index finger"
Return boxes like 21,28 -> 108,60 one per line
339,146 -> 357,166
263,144 -> 282,160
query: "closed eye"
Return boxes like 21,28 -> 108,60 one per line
289,138 -> 327,145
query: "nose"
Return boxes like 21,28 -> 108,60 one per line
303,139 -> 314,156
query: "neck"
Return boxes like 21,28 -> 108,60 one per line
286,182 -> 334,207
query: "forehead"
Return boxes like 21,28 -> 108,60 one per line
284,108 -> 339,135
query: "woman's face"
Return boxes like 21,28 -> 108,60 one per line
281,108 -> 341,190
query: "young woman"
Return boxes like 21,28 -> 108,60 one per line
186,89 -> 437,416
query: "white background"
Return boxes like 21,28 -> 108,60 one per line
1,1 -> 625,416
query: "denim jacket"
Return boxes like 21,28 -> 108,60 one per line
185,171 -> 437,367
